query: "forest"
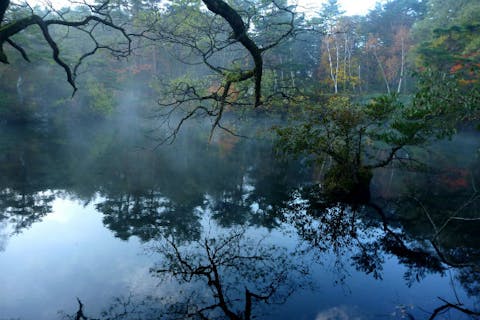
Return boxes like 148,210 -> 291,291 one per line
0,0 -> 480,319
1,0 -> 479,195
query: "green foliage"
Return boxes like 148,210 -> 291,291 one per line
412,0 -> 480,41
278,95 -> 410,165
412,69 -> 480,130
275,92 -> 465,197
85,80 -> 115,117
323,163 -> 372,199
411,0 -> 480,94
415,24 -> 480,74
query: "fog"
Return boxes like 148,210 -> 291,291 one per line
1,0 -> 480,319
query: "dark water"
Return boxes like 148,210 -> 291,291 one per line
0,121 -> 479,320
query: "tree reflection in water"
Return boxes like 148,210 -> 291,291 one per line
0,189 -> 54,234
283,182 -> 480,319
151,228 -> 310,319
284,188 -> 445,285
97,192 -> 203,243
61,183 -> 480,320
2,126 -> 480,319
62,228 -> 311,320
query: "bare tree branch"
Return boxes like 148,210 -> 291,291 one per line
6,38 -> 30,61
152,0 -> 297,144
0,0 -> 134,95
428,297 -> 480,320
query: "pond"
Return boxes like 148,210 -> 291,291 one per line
0,120 -> 479,320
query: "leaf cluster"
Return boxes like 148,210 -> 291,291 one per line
276,94 -> 432,171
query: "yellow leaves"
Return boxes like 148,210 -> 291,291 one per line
326,95 -> 350,109
458,78 -> 478,85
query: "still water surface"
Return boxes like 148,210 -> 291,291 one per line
0,123 -> 479,319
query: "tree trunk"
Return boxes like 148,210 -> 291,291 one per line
152,45 -> 157,77
326,37 -> 338,94
343,33 -> 348,91
0,0 -> 9,26
358,64 -> 362,93
202,0 -> 263,106
334,37 -> 339,93
396,36 -> 405,94
373,49 -> 390,94
280,56 -> 284,81
273,70 -> 278,91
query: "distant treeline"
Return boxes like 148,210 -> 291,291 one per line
0,0 -> 478,123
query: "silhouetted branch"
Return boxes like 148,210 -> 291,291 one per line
6,38 -> 30,61
0,0 -> 134,95
434,191 -> 480,240
75,298 -> 87,320
201,0 -> 263,107
153,0 -> 297,143
152,228 -> 309,319
428,297 -> 480,320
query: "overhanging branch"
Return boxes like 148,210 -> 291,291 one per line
201,0 -> 263,107
0,1 -> 133,95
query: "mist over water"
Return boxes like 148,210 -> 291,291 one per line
0,110 -> 479,319
1,0 -> 480,318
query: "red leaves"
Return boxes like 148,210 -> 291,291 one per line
438,168 -> 469,190
450,63 -> 463,73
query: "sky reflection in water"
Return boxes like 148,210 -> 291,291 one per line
0,125 -> 479,319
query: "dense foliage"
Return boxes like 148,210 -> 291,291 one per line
0,0 -> 479,195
